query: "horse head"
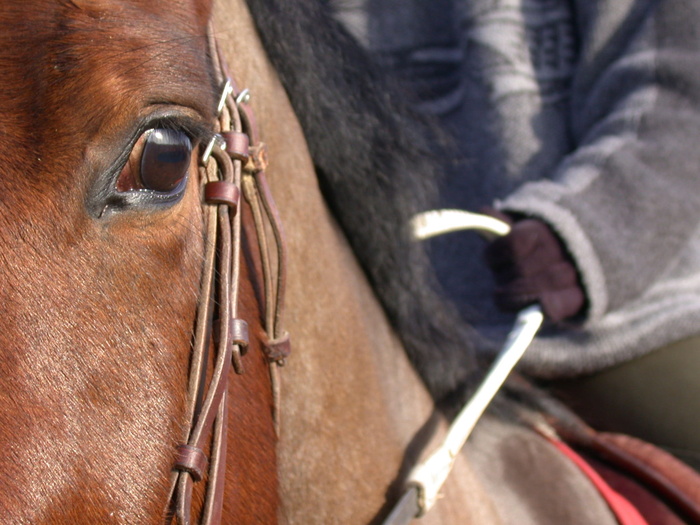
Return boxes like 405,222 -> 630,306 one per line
0,1 -> 279,522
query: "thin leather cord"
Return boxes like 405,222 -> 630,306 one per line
185,179 -> 219,431
167,24 -> 290,524
234,81 -> 289,359
241,176 -> 282,433
199,79 -> 245,523
253,170 -> 287,341
241,168 -> 289,436
168,157 -> 220,524
201,393 -> 229,524
171,74 -> 243,525
241,177 -> 273,332
173,140 -> 238,525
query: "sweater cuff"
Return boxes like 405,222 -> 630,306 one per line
497,192 -> 608,323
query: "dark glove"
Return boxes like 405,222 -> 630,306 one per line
483,210 -> 585,322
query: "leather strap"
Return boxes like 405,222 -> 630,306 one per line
529,405 -> 700,524
240,165 -> 290,436
204,181 -> 240,210
222,131 -> 250,162
542,433 -> 650,525
175,445 -> 209,483
164,25 -> 290,525
553,425 -> 700,523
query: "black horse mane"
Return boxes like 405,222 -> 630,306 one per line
244,0 -> 482,402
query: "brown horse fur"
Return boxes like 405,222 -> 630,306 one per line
0,1 -> 278,523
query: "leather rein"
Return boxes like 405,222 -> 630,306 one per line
166,29 -> 290,525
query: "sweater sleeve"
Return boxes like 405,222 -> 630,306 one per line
499,0 -> 700,323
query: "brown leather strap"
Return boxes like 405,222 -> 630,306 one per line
580,432 -> 700,523
165,25 -> 290,525
174,445 -> 209,483
221,131 -> 250,163
222,33 -> 290,432
548,418 -> 700,523
230,318 -> 250,354
262,332 -> 292,362
172,133 -> 239,525
241,161 -> 290,435
166,29 -> 243,525
204,180 -> 240,210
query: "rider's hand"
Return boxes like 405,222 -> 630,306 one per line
482,209 -> 586,322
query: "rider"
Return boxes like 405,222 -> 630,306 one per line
329,0 -> 700,469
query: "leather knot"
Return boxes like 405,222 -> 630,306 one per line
221,131 -> 250,163
262,331 -> 291,363
230,318 -> 249,356
248,143 -> 268,173
212,317 -> 250,356
174,445 -> 208,482
205,181 -> 240,211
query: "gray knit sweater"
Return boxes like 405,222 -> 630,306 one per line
332,0 -> 700,378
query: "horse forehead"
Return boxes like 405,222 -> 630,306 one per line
65,0 -> 214,28
0,0 -> 214,104
1,0 -> 213,21
0,0 -> 215,177
0,1 -> 213,43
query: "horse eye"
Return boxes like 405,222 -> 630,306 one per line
116,128 -> 192,194
140,129 -> 192,192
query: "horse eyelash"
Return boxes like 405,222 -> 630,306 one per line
151,116 -> 211,144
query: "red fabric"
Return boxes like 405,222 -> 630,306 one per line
547,436 -> 650,525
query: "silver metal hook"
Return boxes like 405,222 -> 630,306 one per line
202,134 -> 227,165
217,79 -> 234,114
235,88 -> 251,106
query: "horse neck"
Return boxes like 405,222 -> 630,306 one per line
211,2 -> 493,523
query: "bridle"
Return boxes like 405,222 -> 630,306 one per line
162,25 -> 535,523
162,20 -> 538,525
159,21 -> 542,525
166,27 -> 290,525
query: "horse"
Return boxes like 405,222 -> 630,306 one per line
1,0 -> 698,524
